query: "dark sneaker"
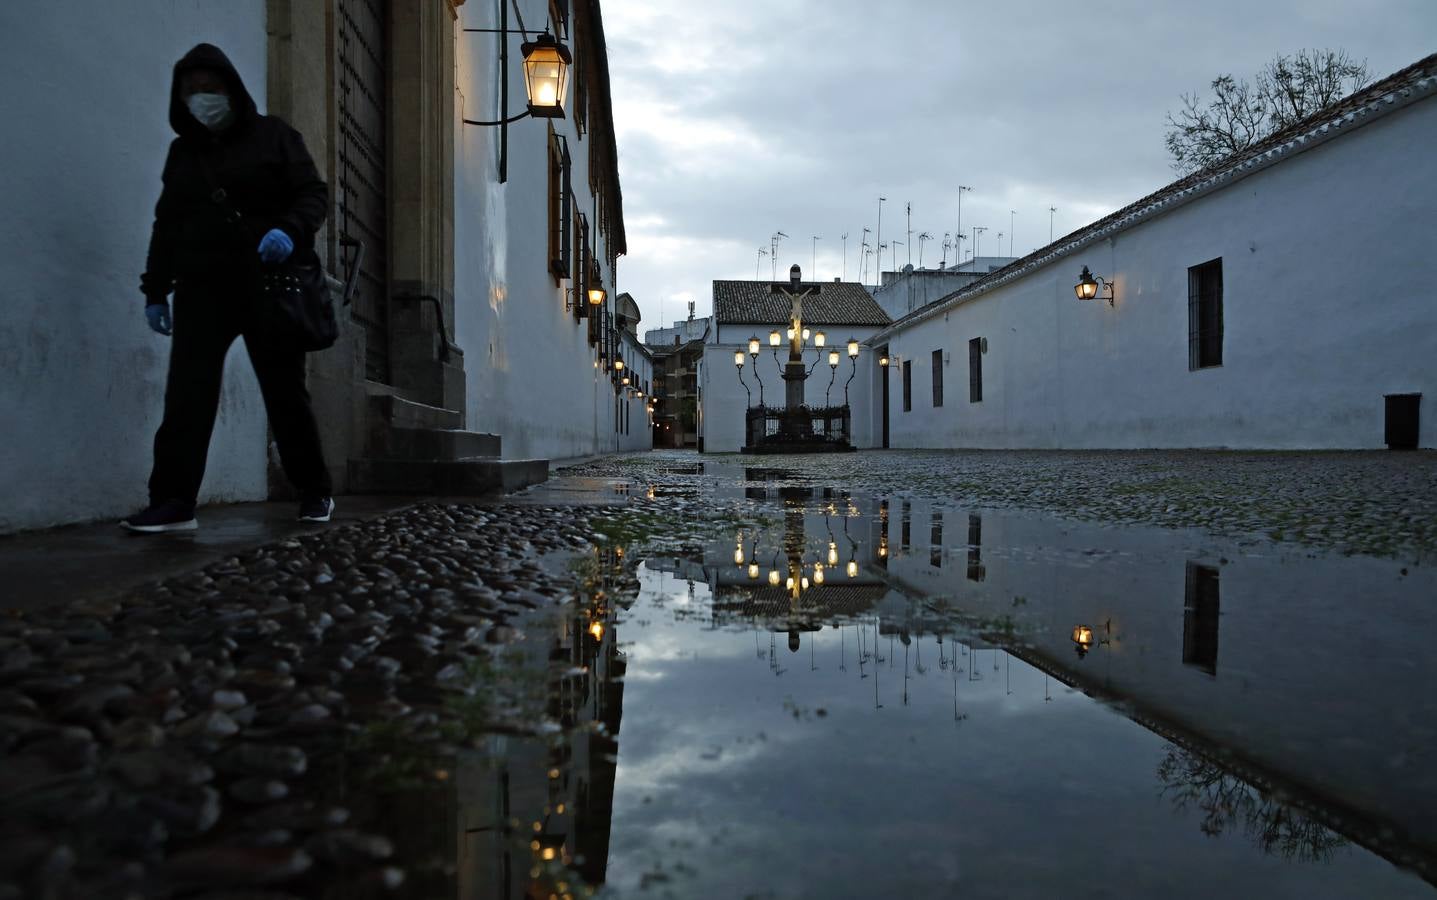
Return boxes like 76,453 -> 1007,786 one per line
298,496 -> 335,523
121,499 -> 197,533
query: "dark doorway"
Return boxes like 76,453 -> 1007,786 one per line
1183,563 -> 1220,676
1385,393 -> 1421,450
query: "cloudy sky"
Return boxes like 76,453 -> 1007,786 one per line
603,0 -> 1436,331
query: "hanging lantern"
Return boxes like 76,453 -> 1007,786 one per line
748,562 -> 760,580
846,559 -> 858,578
521,32 -> 573,119
828,542 -> 839,566
768,569 -> 780,586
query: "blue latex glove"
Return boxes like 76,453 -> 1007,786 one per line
145,303 -> 172,336
258,228 -> 294,263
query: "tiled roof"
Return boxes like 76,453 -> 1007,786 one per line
874,51 -> 1437,342
713,280 -> 891,327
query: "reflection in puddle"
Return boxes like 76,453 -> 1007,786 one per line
399,490 -> 1435,898
596,495 -> 1437,898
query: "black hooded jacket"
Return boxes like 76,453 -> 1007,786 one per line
140,44 -> 327,305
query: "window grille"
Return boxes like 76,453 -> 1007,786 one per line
968,338 -> 983,403
1188,258 -> 1223,369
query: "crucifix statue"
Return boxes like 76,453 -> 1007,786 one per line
780,264 -> 814,431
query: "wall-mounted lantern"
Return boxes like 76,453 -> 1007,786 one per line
521,32 -> 572,118
614,357 -> 625,372
1075,266 -> 1115,307
879,354 -> 890,367
461,29 -> 573,126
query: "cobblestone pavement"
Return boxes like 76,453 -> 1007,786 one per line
3,448 -> 1433,898
0,503 -> 607,899
573,449 -> 1437,562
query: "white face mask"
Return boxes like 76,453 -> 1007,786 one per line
185,92 -> 232,130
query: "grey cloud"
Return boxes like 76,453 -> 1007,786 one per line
607,0 -> 1437,317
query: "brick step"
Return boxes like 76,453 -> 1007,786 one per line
347,458 -> 549,496
367,393 -> 462,431
367,426 -> 502,462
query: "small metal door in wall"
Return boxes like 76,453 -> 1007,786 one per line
338,0 -> 391,383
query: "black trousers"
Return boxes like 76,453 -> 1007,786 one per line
148,282 -> 332,505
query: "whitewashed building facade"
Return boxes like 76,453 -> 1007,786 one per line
0,0 -> 644,534
870,54 -> 1437,451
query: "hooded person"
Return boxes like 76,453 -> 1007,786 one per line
122,43 -> 335,533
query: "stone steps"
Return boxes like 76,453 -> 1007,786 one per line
348,392 -> 546,497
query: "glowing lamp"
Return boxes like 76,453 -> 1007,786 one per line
769,330 -> 782,347
828,350 -> 840,368
847,338 -> 860,358
734,350 -> 745,368
748,336 -> 761,356
521,32 -> 572,118
1072,624 -> 1095,658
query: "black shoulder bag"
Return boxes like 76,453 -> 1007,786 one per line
196,155 -> 339,352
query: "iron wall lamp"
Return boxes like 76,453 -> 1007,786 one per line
461,28 -> 573,125
1075,266 -> 1115,306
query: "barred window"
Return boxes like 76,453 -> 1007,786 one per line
1188,258 -> 1223,369
547,128 -> 571,280
931,349 -> 944,408
968,338 -> 983,403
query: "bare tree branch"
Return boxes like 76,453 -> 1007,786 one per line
1164,49 -> 1371,174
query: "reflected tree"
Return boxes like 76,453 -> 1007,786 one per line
1156,746 -> 1347,863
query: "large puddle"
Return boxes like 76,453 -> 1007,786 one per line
424,471 -> 1437,897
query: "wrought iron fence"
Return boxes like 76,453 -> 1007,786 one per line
744,404 -> 852,451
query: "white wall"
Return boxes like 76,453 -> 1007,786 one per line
0,2 -> 271,531
454,0 -> 633,462
700,324 -> 884,453
617,331 -> 654,452
882,96 -> 1437,450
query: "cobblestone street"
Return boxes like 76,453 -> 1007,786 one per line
576,449 -> 1437,561
2,449 -> 1434,898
